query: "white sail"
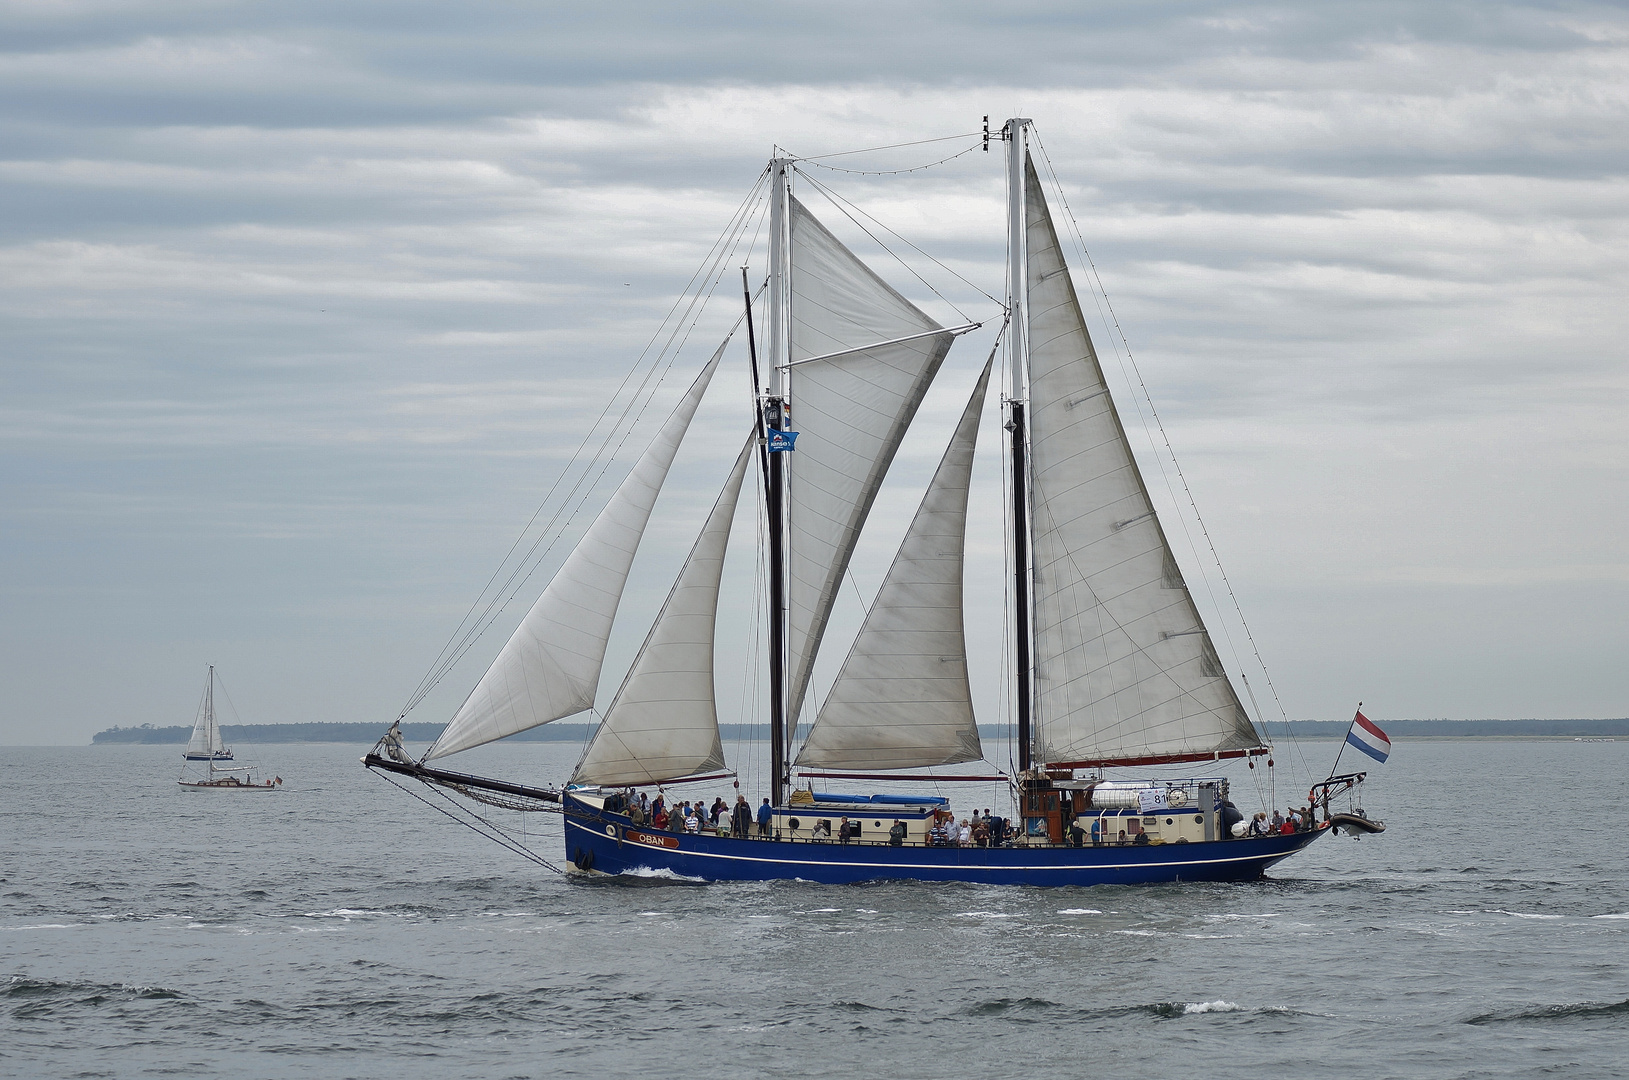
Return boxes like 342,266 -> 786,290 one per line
426,347 -> 724,760
571,435 -> 753,787
185,669 -> 222,757
784,196 -> 955,725
796,359 -> 992,770
1022,156 -> 1260,766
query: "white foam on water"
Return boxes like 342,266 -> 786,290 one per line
956,911 -> 1019,918
2,924 -> 77,931
617,866 -> 705,882
1591,912 -> 1629,920
1184,1000 -> 1243,1014
1057,908 -> 1103,915
1491,910 -> 1564,920
1113,929 -> 1159,936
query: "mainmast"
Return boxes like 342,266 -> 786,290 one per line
1003,118 -> 1035,773
765,156 -> 792,805
206,664 -> 216,775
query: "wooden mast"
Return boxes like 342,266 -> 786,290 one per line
1004,119 -> 1035,774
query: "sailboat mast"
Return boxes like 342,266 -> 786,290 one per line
206,664 -> 216,776
1003,118 -> 1035,773
766,156 -> 792,805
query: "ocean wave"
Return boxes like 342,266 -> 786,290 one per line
1466,999 -> 1629,1025
1182,1000 -> 1243,1014
1057,908 -> 1103,915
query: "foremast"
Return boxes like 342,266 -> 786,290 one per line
764,156 -> 792,806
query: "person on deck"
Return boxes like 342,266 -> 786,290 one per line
889,820 -> 907,846
1116,830 -> 1128,845
838,817 -> 853,843
1069,820 -> 1085,848
731,795 -> 751,838
958,820 -> 973,846
757,798 -> 773,838
1090,818 -> 1102,846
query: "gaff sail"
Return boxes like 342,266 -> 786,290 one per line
783,196 -> 955,727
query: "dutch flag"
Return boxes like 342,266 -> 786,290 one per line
1346,710 -> 1392,763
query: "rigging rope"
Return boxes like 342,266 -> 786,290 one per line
376,767 -> 564,874
790,131 -> 984,162
798,140 -> 985,176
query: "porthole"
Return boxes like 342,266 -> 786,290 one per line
1193,815 -> 1204,824
788,818 -> 801,830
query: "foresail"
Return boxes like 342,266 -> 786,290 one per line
785,196 -> 954,725
1022,156 -> 1260,766
185,711 -> 215,757
571,435 -> 753,787
796,358 -> 991,770
426,347 -> 724,760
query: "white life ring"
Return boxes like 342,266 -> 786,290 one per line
1166,789 -> 1188,808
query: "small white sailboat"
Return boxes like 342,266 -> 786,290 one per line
178,666 -> 281,791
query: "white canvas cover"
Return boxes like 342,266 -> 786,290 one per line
784,196 -> 954,725
796,359 -> 991,770
572,435 -> 753,787
1021,157 -> 1259,765
427,348 -> 724,760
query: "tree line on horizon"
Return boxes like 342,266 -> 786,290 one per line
91,717 -> 1629,745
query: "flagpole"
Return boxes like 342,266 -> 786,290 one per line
1327,701 -> 1360,779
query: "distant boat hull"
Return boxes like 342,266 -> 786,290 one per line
183,751 -> 234,761
178,779 -> 278,791
562,794 -> 1325,886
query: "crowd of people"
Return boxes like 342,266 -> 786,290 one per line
1245,807 -> 1319,836
606,788 -> 1321,845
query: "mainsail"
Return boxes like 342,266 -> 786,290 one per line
1021,156 -> 1260,766
571,436 -> 754,787
796,359 -> 991,770
784,196 -> 955,726
185,667 -> 223,758
426,347 -> 724,760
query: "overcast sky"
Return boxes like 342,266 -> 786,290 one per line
4,1 -> 1626,746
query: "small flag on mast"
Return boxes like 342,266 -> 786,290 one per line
1346,710 -> 1391,763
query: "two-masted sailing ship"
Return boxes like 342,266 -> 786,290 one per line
367,119 -> 1377,884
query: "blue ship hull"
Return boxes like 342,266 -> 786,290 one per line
562,794 -> 1324,887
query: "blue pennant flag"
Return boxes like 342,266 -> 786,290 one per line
767,429 -> 799,452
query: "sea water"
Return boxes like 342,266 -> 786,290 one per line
2,739 -> 1626,1079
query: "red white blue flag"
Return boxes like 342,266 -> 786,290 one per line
1346,710 -> 1391,763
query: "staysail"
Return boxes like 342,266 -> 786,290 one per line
784,196 -> 955,726
1022,156 -> 1261,767
571,435 -> 754,787
426,347 -> 724,760
796,359 -> 991,770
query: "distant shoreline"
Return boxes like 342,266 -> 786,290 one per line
89,717 -> 1629,745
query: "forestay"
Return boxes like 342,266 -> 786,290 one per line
572,435 -> 754,787
427,347 -> 724,760
796,359 -> 991,770
784,196 -> 954,726
1021,157 -> 1260,766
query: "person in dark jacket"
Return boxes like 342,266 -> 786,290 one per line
730,795 -> 752,838
888,820 -> 907,846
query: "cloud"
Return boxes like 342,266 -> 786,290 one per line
3,1 -> 1627,743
